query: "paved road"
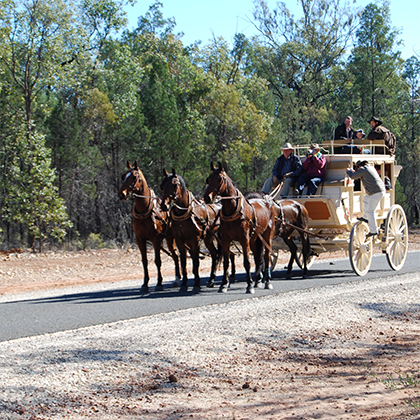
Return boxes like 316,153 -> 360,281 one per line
1,251 -> 419,342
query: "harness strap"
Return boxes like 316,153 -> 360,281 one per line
220,191 -> 244,222
132,189 -> 156,220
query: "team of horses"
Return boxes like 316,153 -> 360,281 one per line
119,161 -> 311,294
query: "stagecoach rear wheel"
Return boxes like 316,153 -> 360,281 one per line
349,221 -> 373,276
384,205 -> 408,271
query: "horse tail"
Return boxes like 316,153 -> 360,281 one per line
216,239 -> 223,267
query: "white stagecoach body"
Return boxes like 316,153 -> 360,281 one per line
270,138 -> 408,276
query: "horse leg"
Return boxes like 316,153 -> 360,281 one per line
177,241 -> 189,292
166,237 -> 181,288
251,238 -> 264,289
229,252 -> 236,283
282,234 -> 298,280
262,227 -> 275,289
190,242 -> 201,293
240,238 -> 253,294
153,238 -> 164,292
300,232 -> 310,279
205,237 -> 218,288
218,242 -> 231,293
136,238 -> 150,293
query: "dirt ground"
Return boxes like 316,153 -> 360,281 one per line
1,229 -> 419,419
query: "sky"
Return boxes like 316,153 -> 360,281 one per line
123,0 -> 419,60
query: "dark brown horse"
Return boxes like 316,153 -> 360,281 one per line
160,169 -> 223,293
118,161 -> 181,292
203,162 -> 276,294
272,199 -> 311,279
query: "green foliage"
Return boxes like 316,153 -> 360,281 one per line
1,131 -> 72,245
348,1 -> 405,122
0,0 -> 419,249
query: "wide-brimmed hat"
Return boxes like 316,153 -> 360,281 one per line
369,116 -> 382,125
281,142 -> 294,150
355,160 -> 369,168
309,143 -> 320,150
356,129 -> 366,137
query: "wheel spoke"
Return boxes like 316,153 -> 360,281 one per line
385,205 -> 408,271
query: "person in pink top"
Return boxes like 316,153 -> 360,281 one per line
295,143 -> 326,196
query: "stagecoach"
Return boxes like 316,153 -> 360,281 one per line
269,138 -> 408,276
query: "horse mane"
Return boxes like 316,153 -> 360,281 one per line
244,191 -> 264,200
176,174 -> 187,192
137,169 -> 148,188
161,172 -> 188,193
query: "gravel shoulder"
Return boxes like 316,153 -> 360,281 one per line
0,231 -> 419,419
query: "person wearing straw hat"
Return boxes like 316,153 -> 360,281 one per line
346,160 -> 386,238
295,143 -> 326,196
262,142 -> 302,197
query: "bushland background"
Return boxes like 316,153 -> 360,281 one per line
0,0 -> 419,252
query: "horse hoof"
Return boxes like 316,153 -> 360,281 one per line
302,274 -> 309,279
265,282 -> 273,290
193,286 -> 201,293
246,286 -> 255,294
172,279 -> 180,288
207,280 -> 215,288
218,285 -> 228,293
229,275 -> 236,284
155,284 -> 164,292
140,286 -> 149,294
285,274 -> 292,280
179,286 -> 188,293
255,280 -> 263,288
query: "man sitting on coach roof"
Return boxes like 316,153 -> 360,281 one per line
262,142 -> 302,198
367,116 -> 396,155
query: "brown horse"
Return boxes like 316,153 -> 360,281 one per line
160,169 -> 222,293
203,162 -> 276,294
118,161 -> 181,292
272,199 -> 311,279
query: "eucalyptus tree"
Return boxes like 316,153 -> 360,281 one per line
0,0 -> 75,247
251,0 -> 358,142
347,1 -> 404,122
121,1 -> 212,191
192,34 -> 273,190
399,56 -> 420,224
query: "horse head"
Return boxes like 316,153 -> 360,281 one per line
118,161 -> 146,201
160,168 -> 185,211
204,161 -> 229,204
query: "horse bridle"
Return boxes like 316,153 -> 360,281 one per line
121,170 -> 143,195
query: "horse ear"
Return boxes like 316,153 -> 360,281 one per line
221,161 -> 228,172
127,161 -> 132,169
163,168 -> 168,177
218,161 -> 223,170
172,168 -> 176,176
211,161 -> 216,171
133,160 -> 139,170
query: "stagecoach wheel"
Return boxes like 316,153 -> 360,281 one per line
296,251 -> 316,270
349,221 -> 373,276
384,205 -> 408,271
270,249 -> 279,272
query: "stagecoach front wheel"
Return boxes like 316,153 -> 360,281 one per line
384,205 -> 408,271
296,250 -> 316,270
270,249 -> 279,272
349,221 -> 373,276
